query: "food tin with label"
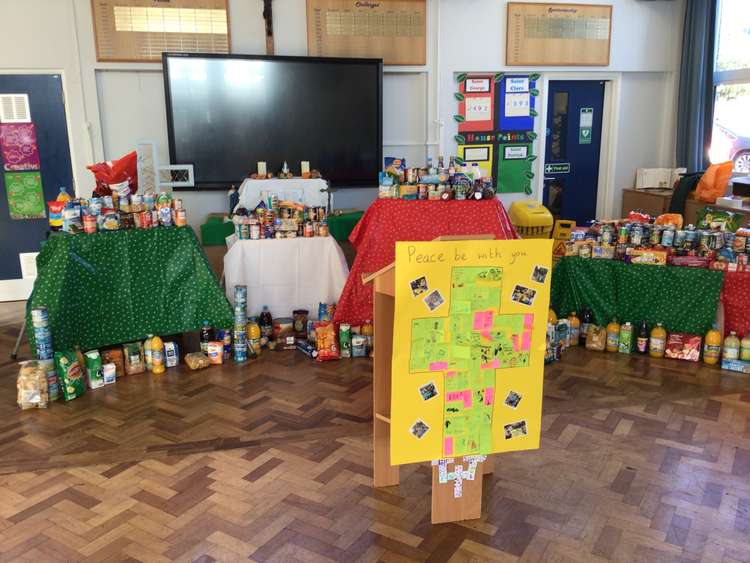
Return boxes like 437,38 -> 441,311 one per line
649,225 -> 662,246
661,228 -> 674,247
175,208 -> 187,227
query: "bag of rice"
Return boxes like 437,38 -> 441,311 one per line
17,361 -> 49,409
85,350 -> 104,389
54,351 -> 86,401
123,342 -> 145,375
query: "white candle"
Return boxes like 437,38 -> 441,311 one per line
257,161 -> 267,176
301,161 -> 310,175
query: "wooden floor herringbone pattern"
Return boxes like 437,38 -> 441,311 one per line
3,302 -> 750,560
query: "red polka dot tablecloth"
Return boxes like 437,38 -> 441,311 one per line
722,271 -> 750,336
333,199 -> 518,326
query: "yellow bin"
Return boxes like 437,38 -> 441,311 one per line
508,200 -> 554,239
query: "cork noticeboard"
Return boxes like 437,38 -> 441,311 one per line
306,0 -> 426,66
91,0 -> 230,63
506,3 -> 612,67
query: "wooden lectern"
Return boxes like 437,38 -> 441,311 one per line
364,235 -> 495,524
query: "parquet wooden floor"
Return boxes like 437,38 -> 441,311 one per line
3,301 -> 750,561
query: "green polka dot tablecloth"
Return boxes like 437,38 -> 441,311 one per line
550,257 -> 724,334
26,227 -> 233,354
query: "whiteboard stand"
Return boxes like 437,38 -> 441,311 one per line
363,233 -> 496,524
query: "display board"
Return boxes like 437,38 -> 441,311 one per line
454,72 -> 539,194
91,0 -> 229,62
306,0 -> 426,65
390,239 -> 552,465
506,3 -> 612,66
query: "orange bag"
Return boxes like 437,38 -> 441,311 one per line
655,213 -> 683,228
695,161 -> 733,203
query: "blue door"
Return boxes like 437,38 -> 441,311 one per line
543,80 -> 605,225
0,74 -> 74,281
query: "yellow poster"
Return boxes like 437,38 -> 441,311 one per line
390,239 -> 552,465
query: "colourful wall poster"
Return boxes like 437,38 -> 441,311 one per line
457,144 -> 493,180
390,239 -> 552,465
497,143 -> 533,194
4,171 -> 46,219
0,123 -> 40,171
457,75 -> 495,133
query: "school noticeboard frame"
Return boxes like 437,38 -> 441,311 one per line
506,2 -> 612,67
390,239 -> 552,466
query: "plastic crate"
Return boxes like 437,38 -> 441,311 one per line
508,200 -> 553,239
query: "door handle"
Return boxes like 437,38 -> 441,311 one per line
544,177 -> 555,181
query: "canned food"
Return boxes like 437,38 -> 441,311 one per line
600,225 -> 614,245
318,222 -> 329,237
173,198 -> 183,210
617,225 -> 629,244
712,231 -> 725,250
144,192 -> 156,211
699,231 -> 711,248
150,210 -> 159,227
661,228 -> 675,247
579,243 -> 592,259
250,223 -> 260,239
649,225 -> 662,246
304,222 -> 314,237
83,214 -> 97,234
684,229 -> 698,249
175,208 -> 187,227
630,224 -> 643,246
674,229 -> 687,248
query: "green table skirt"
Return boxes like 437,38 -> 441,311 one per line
328,211 -> 364,242
27,227 -> 233,353
550,257 -> 724,334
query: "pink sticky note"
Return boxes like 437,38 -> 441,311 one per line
521,330 -> 532,351
512,334 -> 520,352
463,390 -> 472,408
524,313 -> 534,329
446,390 -> 464,402
480,359 -> 500,369
481,330 -> 493,340
485,311 -> 494,328
485,387 -> 494,406
429,361 -> 449,371
444,437 -> 454,456
446,370 -> 457,378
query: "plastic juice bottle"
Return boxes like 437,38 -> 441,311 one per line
56,187 -> 71,202
741,332 -> 750,361
200,320 -> 212,353
580,309 -> 593,347
247,318 -> 262,357
567,312 -> 580,346
636,320 -> 649,354
619,322 -> 633,353
151,335 -> 165,374
143,334 -> 154,370
649,323 -> 667,358
606,318 -> 620,352
723,331 -> 741,361
361,319 -> 374,356
703,325 -> 722,365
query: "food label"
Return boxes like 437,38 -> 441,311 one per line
650,337 -> 666,353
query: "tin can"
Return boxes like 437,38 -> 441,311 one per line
712,231 -> 725,250
640,224 -> 651,245
249,223 -> 260,239
630,224 -> 643,246
175,208 -> 187,227
661,228 -> 674,247
304,222 -> 314,237
406,168 -> 417,184
579,243 -> 592,259
306,207 -> 316,221
150,209 -> 159,227
418,184 -> 428,200
144,192 -> 156,211
159,206 -> 173,226
684,229 -> 698,249
131,193 -> 143,211
339,323 -> 352,358
700,230 -> 712,248
740,254 -> 750,265
239,223 -> 249,239
724,232 -> 735,250
617,225 -> 629,244
318,222 -> 329,237
649,225 -> 662,246
173,198 -> 183,210
307,320 -> 317,343
31,307 -> 48,325
352,335 -> 368,358
674,229 -> 687,248
600,225 -> 614,245
83,214 -> 97,234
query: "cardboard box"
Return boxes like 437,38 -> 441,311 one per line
625,248 -> 668,265
665,333 -> 701,362
721,358 -> 750,374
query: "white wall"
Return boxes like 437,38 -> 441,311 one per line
1,0 -> 684,229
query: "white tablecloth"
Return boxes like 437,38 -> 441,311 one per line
237,178 -> 329,211
223,236 -> 349,318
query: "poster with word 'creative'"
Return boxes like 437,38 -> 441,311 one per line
391,239 -> 552,465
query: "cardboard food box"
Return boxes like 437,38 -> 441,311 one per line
664,333 -> 701,362
625,248 -> 668,265
668,256 -> 711,268
721,358 -> 750,374
591,244 -> 615,259
709,261 -> 750,272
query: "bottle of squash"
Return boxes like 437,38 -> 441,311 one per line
741,332 -> 750,361
649,323 -> 667,358
703,325 -> 721,365
151,335 -> 165,375
605,318 -> 620,352
143,334 -> 154,370
723,331 -> 740,361
568,312 -> 580,346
